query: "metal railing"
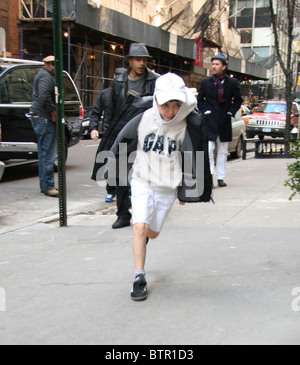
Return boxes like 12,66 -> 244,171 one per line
243,138 -> 297,159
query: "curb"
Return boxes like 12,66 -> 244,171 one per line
0,200 -> 117,235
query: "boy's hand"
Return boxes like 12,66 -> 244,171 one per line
179,201 -> 185,206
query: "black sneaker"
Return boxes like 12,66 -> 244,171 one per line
131,274 -> 148,301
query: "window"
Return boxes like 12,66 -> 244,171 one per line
228,0 -> 236,28
240,29 -> 252,44
229,0 -> 271,29
5,68 -> 35,103
255,7 -> 271,27
256,0 -> 270,8
253,47 -> 271,61
236,1 -> 254,29
0,66 -> 41,104
63,73 -> 79,102
257,102 -> 286,114
63,73 -> 80,115
0,77 -> 8,103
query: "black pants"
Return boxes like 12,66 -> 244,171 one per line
106,183 -> 116,195
116,182 -> 132,221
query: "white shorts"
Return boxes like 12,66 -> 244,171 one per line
131,178 -> 177,233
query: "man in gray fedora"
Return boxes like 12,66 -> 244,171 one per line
92,43 -> 159,229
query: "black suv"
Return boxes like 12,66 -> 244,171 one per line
0,58 -> 83,176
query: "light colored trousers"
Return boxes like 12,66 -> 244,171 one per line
209,137 -> 229,180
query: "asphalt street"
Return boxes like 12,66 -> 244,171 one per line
0,152 -> 300,345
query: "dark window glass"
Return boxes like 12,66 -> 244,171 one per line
63,73 -> 79,102
236,7 -> 254,29
0,78 -> 9,103
255,7 -> 271,27
5,68 -> 35,103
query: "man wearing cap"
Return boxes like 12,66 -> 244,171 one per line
197,53 -> 242,187
30,55 -> 58,197
90,67 -> 127,203
92,43 -> 159,229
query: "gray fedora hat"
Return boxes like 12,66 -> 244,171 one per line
127,43 -> 152,59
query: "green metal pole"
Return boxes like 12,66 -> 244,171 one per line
52,0 -> 67,227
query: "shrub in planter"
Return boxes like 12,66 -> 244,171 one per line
285,140 -> 300,200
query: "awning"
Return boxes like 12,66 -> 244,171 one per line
228,56 -> 268,80
75,3 -> 196,60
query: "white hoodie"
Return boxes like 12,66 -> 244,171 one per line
132,87 -> 197,192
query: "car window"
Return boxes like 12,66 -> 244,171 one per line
0,66 -> 80,106
257,102 -> 286,114
63,73 -> 80,102
234,110 -> 242,121
0,66 -> 41,103
0,77 -> 9,103
241,105 -> 250,115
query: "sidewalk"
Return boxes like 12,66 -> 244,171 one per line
1,157 -> 300,345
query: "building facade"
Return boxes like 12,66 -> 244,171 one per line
3,0 -> 297,108
229,0 -> 300,102
0,0 -> 20,57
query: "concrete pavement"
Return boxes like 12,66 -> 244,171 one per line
0,157 -> 300,345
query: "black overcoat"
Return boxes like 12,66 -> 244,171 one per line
197,75 -> 243,142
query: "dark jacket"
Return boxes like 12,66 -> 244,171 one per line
31,67 -> 56,119
89,88 -> 111,133
103,109 -> 213,203
91,67 -> 159,180
197,75 -> 243,142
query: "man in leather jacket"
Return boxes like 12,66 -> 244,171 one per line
30,55 -> 58,197
92,43 -> 159,229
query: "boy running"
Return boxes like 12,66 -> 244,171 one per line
130,73 -> 197,301
106,72 -> 212,301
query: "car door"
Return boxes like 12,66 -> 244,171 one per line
229,111 -> 242,152
62,72 -> 83,147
